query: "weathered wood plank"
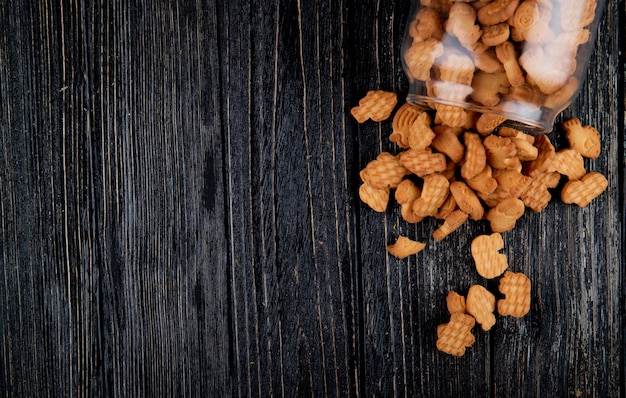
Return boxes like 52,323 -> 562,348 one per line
219,0 -> 360,396
1,1 -> 231,396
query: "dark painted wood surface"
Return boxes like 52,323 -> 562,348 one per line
0,1 -> 623,397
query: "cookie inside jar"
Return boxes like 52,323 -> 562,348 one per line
401,0 -> 605,133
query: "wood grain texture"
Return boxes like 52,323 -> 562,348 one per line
0,0 -> 624,397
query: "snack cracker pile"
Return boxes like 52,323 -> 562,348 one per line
351,90 -> 608,356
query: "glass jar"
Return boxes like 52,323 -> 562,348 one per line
401,0 -> 606,133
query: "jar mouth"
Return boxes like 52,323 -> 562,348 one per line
406,94 -> 555,134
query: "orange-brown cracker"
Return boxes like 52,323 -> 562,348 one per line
483,135 -> 522,170
461,133 -> 487,180
433,210 -> 469,241
561,171 -> 608,207
387,236 -> 427,259
466,285 -> 496,331
351,90 -> 398,123
435,193 -> 458,220
359,183 -> 390,212
400,149 -> 448,177
446,291 -> 467,315
497,271 -> 531,317
408,112 -> 437,150
477,0 -> 521,26
520,171 -> 561,212
431,128 -> 465,163
436,313 -> 476,357
471,232 -> 508,279
466,165 -> 498,195
391,103 -> 424,148
562,117 -> 601,159
485,197 -> 526,233
524,134 -> 555,177
547,148 -> 586,180
360,152 -> 408,189
413,173 -> 451,217
449,181 -> 484,220
395,179 -> 424,223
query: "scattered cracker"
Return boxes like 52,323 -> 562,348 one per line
446,291 -> 467,314
466,285 -> 496,331
351,90 -> 398,123
387,236 -> 427,259
561,171 -> 608,207
359,183 -> 390,212
436,313 -> 476,357
471,233 -> 508,279
498,271 -> 531,317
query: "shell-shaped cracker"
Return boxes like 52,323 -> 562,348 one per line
351,90 -> 398,123
547,148 -> 586,180
359,183 -> 390,212
391,103 -> 424,148
399,149 -> 448,177
461,133 -> 487,180
520,171 -> 561,212
436,313 -> 476,357
413,173 -> 450,217
387,236 -> 427,259
562,117 -> 601,159
477,0 -> 521,25
485,197 -> 525,233
466,285 -> 496,331
449,181 -> 484,220
446,291 -> 467,314
561,171 -> 608,207
360,152 -> 408,189
498,271 -> 531,317
483,135 -> 521,170
471,232 -> 508,279
433,209 -> 469,241
524,134 -> 556,177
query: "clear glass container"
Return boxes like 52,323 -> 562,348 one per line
401,0 -> 606,133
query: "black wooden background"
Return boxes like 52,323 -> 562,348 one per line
0,0 -> 624,397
